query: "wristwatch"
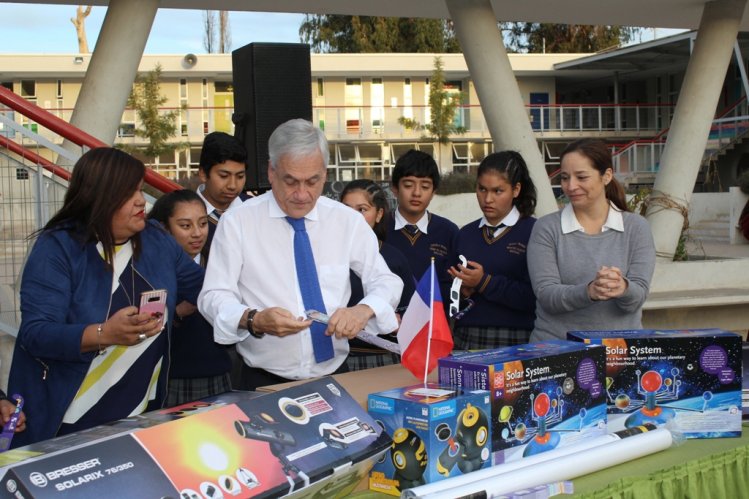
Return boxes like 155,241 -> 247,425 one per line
246,309 -> 264,339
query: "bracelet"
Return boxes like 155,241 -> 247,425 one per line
96,323 -> 107,355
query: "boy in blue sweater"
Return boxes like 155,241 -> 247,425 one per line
387,150 -> 458,315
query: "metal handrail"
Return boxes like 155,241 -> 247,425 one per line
0,86 -> 180,193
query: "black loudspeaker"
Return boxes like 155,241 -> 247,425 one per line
232,43 -> 312,191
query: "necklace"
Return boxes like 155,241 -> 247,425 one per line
118,260 -> 136,307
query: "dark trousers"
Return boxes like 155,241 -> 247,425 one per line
239,361 -> 349,391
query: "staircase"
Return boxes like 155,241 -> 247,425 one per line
688,211 -> 731,245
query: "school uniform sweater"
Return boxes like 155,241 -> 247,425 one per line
453,217 -> 537,330
386,212 -> 458,310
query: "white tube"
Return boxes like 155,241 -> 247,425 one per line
402,427 -> 639,498
411,428 -> 673,499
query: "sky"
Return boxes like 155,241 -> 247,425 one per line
0,3 -> 685,54
0,3 -> 305,54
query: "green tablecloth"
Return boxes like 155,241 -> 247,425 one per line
573,424 -> 749,498
352,423 -> 749,498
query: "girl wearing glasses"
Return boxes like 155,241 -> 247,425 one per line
448,151 -> 538,349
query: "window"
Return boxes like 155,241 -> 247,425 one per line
16,168 -> 29,180
20,80 -> 35,98
56,80 -> 63,98
214,81 -> 232,93
179,79 -> 188,99
317,78 -> 324,97
1,82 -> 12,91
202,79 -> 208,98
118,123 -> 135,138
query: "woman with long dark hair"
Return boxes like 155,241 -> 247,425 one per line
448,151 -> 538,348
528,139 -> 655,341
8,148 -> 203,446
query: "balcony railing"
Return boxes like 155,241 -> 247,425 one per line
10,103 -> 672,146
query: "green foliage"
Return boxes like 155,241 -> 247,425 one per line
125,64 -> 183,160
299,15 -> 460,53
502,23 -> 640,53
398,57 -> 466,144
437,172 -> 475,195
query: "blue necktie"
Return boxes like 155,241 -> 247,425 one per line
286,216 -> 335,363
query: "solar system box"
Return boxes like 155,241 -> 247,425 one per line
1,378 -> 391,498
568,328 -> 743,439
438,340 -> 607,464
366,383 -> 492,496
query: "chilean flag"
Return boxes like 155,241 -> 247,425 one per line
398,260 -> 454,379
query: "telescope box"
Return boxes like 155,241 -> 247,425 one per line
438,341 -> 607,464
568,328 -> 743,438
367,383 -> 492,496
1,378 -> 391,498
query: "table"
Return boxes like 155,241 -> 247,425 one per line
260,364 -> 748,498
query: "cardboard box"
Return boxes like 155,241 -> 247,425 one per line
367,383 -> 492,496
1,378 -> 391,498
568,328 -> 743,438
257,363 -> 437,409
438,341 -> 607,464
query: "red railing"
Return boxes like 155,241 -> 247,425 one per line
0,86 -> 180,193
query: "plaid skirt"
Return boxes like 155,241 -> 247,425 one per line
454,326 -> 532,351
346,352 -> 401,372
165,372 -> 232,407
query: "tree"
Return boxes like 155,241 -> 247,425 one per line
126,65 -> 183,160
399,57 -> 466,144
219,10 -> 231,53
70,5 -> 92,53
502,23 -> 640,53
398,57 -> 466,171
204,10 -> 231,53
299,15 -> 460,53
203,10 -> 216,53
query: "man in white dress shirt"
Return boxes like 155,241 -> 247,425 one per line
198,119 -> 402,390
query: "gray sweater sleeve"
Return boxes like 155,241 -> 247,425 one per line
614,213 -> 656,312
527,213 -> 595,314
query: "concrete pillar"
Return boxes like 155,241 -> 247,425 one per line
646,0 -> 746,260
445,0 -> 558,216
68,0 -> 158,146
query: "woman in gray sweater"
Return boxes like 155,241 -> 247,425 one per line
528,139 -> 655,341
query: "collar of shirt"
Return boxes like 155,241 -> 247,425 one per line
561,201 -> 625,234
393,209 -> 429,234
193,253 -> 202,265
197,184 -> 244,215
267,192 -> 320,222
479,206 -> 520,230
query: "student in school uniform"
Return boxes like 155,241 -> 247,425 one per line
149,190 -> 232,406
196,132 -> 249,252
340,179 -> 415,371
387,149 -> 459,314
448,151 -> 538,349
195,132 -> 248,386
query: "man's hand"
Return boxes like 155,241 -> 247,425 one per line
252,307 -> 312,337
326,304 -> 374,339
